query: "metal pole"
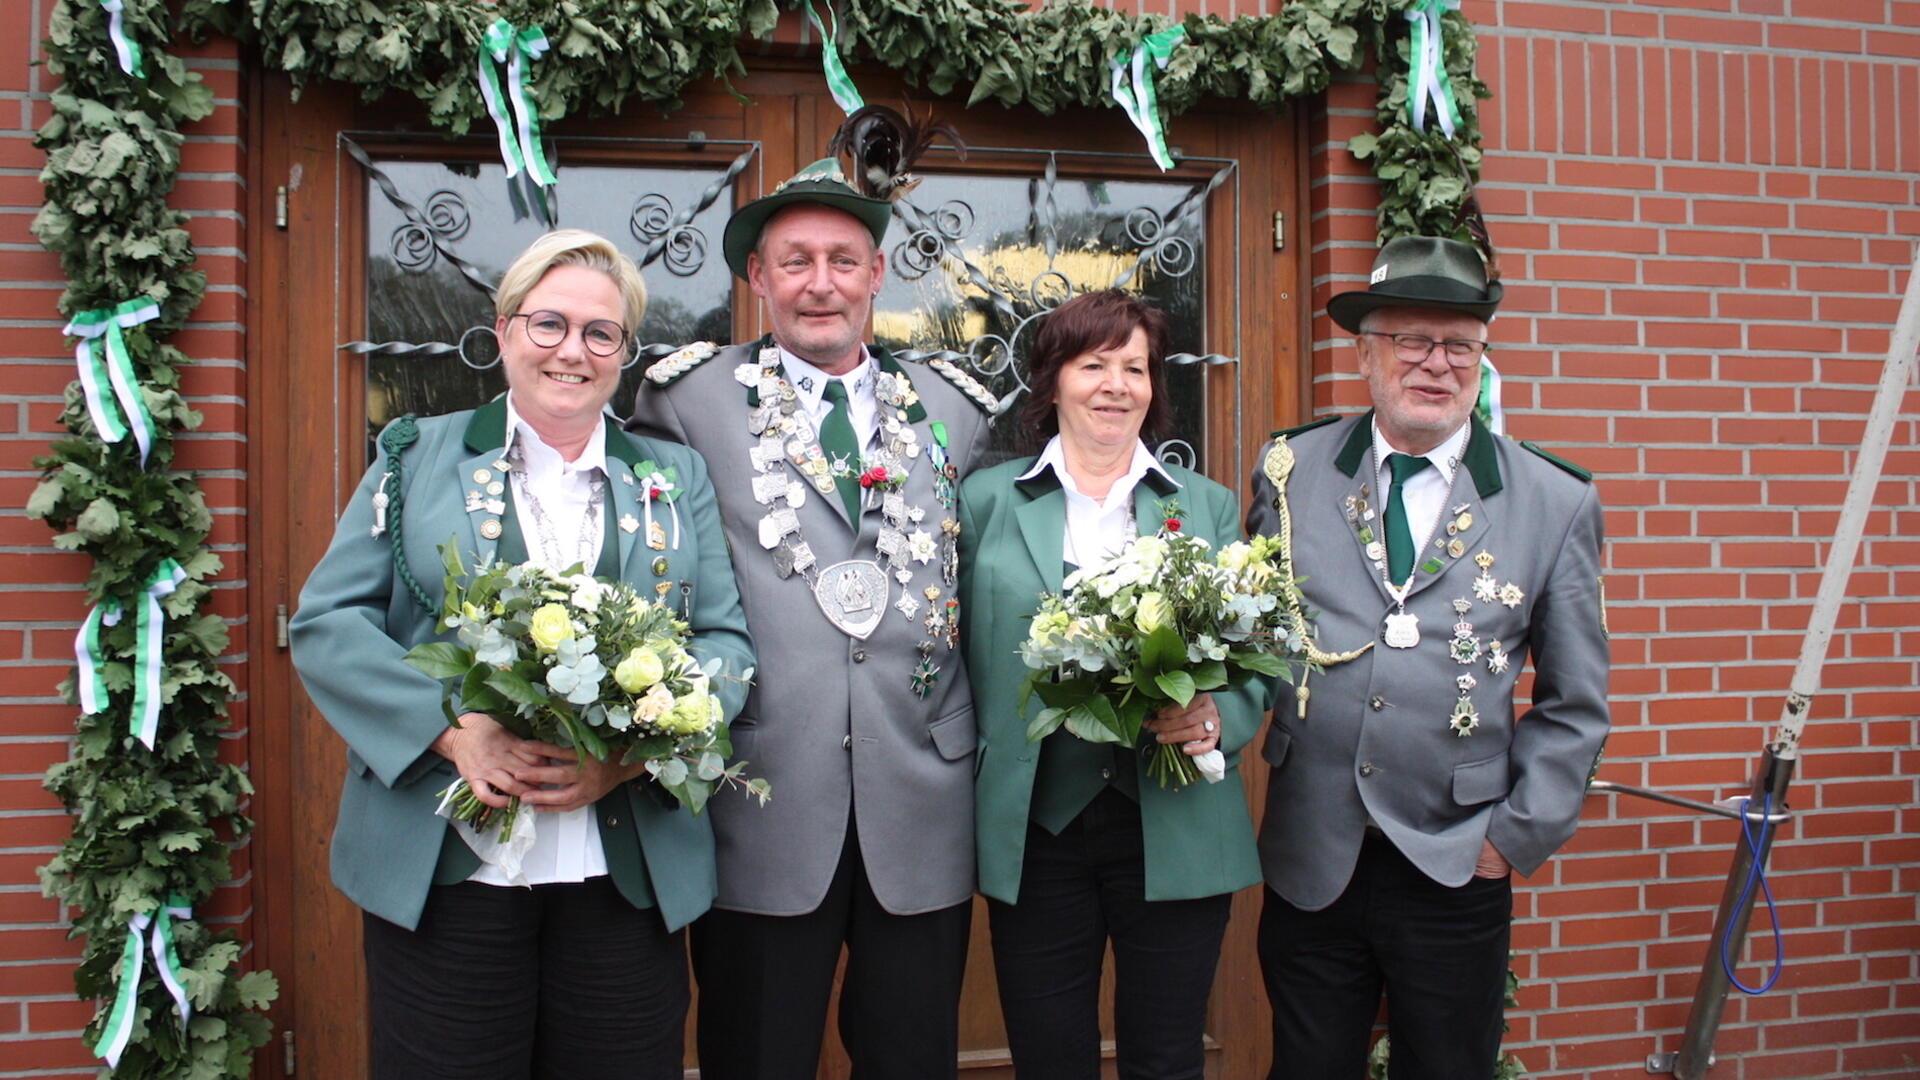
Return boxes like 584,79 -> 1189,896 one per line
1670,751 -> 1793,1079
1664,246 -> 1920,1077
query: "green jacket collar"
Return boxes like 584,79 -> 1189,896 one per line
1333,411 -> 1503,498
462,395 -> 643,468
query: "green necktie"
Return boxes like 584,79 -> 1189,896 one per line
819,379 -> 863,523
1383,451 -> 1432,584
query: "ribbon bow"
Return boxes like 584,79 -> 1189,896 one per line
76,558 -> 187,748
1110,25 -> 1187,171
478,20 -> 558,187
1475,354 -> 1505,434
97,0 -> 144,77
66,298 -> 162,466
1405,0 -> 1463,137
804,0 -> 865,115
92,895 -> 193,1067
634,462 -> 682,551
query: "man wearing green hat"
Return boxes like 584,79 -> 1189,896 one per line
628,158 -> 999,1079
1246,236 -> 1610,1079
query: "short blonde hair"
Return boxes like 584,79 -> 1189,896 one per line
495,229 -> 648,333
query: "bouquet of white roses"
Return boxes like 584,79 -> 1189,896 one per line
405,540 -> 767,850
1018,507 -> 1314,787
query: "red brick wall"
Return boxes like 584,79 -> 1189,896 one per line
1309,2 -> 1920,1076
4,2 -> 1917,1079
0,3 -> 252,1073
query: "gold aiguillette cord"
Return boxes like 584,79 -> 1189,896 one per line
1263,435 -> 1372,720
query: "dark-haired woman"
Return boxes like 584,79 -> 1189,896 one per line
957,289 -> 1268,1079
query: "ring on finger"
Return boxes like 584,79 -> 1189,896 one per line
1203,719 -> 1216,733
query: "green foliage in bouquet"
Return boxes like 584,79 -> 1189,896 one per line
27,0 -> 277,1072
405,540 -> 769,823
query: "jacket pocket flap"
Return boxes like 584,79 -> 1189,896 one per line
929,706 -> 975,762
1262,724 -> 1293,768
1452,753 -> 1511,806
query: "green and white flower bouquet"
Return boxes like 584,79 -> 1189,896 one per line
1018,510 -> 1314,788
405,540 -> 767,846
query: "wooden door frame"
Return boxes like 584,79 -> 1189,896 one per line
246,60 -> 1313,1078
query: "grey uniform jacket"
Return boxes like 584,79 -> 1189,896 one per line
1246,412 -> 1610,911
628,339 -> 994,916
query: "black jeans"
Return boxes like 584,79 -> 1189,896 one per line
689,815 -> 972,1080
987,787 -> 1234,1080
362,878 -> 687,1080
1259,831 -> 1513,1080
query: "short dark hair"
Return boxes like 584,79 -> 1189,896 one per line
1020,289 -> 1172,451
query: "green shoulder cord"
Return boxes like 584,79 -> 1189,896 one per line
376,416 -> 434,613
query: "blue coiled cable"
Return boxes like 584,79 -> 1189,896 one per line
1719,790 -> 1785,994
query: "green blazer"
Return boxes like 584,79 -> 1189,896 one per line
289,398 -> 755,932
958,453 -> 1268,904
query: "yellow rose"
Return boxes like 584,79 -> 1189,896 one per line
614,648 -> 666,693
528,604 -> 575,652
1030,610 -> 1071,648
1135,591 -> 1173,634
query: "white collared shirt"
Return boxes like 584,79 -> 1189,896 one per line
782,347 -> 880,451
1016,436 -> 1182,570
469,394 -> 609,888
1370,418 -> 1470,580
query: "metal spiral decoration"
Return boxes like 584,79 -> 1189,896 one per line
629,194 -> 709,277
892,199 -> 975,280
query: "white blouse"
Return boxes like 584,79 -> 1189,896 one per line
1016,436 -> 1181,569
467,395 -> 610,888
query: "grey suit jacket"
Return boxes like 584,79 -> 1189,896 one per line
1246,413 -> 1610,911
628,339 -> 994,915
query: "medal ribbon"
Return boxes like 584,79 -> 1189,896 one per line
804,0 -> 866,115
92,895 -> 193,1067
638,472 -> 682,552
1475,354 -> 1505,434
1110,25 -> 1186,171
66,298 -> 162,465
1405,0 -> 1463,137
478,19 -> 558,187
97,0 -> 144,77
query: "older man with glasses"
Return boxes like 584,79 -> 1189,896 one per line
1245,236 -> 1611,1079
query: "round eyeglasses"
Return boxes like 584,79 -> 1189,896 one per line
508,310 -> 628,358
1360,331 -> 1488,368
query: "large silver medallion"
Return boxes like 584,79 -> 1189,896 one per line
814,560 -> 890,640
1382,610 -> 1421,649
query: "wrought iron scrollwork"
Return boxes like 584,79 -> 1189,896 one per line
629,193 -> 709,278
893,200 -> 974,280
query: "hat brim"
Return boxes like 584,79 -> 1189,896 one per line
1327,276 -> 1503,333
723,185 -> 893,279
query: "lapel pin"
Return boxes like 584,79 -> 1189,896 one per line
480,519 -> 502,540
620,514 -> 639,534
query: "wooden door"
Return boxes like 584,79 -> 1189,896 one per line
249,62 -> 1305,1079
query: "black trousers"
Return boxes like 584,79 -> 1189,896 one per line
689,816 -> 972,1080
1259,831 -> 1512,1080
987,788 -> 1234,1080
362,878 -> 688,1080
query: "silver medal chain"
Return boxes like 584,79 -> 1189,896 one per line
507,440 -> 606,571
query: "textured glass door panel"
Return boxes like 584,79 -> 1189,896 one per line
358,150 -> 740,454
871,159 -> 1225,472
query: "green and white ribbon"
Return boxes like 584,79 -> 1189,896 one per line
66,298 -> 161,466
1476,354 -> 1505,435
1405,0 -> 1463,138
1110,26 -> 1186,171
83,559 -> 189,748
91,895 -> 193,1068
74,599 -> 122,716
98,0 -> 144,78
804,0 -> 865,115
477,20 -> 558,187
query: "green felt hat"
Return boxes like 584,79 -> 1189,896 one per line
1327,236 -> 1504,332
722,158 -> 893,280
